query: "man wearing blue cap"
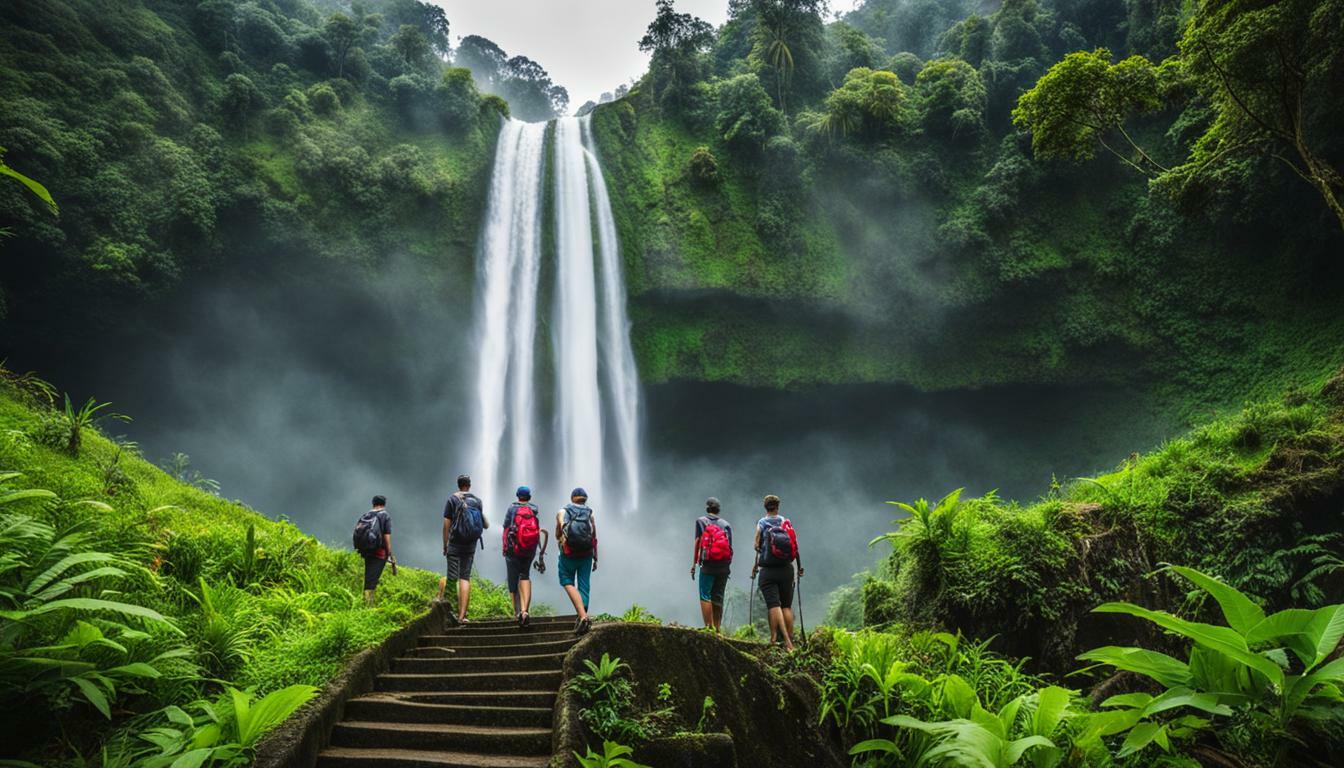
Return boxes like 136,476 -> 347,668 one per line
555,487 -> 597,635
501,485 -> 548,628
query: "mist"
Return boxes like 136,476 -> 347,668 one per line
29,253 -> 1174,626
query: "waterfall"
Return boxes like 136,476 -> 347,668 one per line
469,116 -> 641,515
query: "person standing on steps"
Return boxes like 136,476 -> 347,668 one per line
752,494 -> 803,651
438,474 -> 487,626
502,485 -> 548,629
691,497 -> 733,633
354,495 -> 396,606
556,487 -> 597,635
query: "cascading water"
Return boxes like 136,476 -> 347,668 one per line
470,116 -> 641,514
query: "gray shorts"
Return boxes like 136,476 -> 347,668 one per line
446,550 -> 475,582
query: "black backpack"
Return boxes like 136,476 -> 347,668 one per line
563,503 -> 594,555
353,510 -> 383,553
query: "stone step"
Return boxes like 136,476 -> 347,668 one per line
407,637 -> 578,658
419,629 -> 575,647
317,747 -> 548,768
447,615 -> 578,629
376,669 -> 562,693
383,690 -> 558,708
392,652 -> 566,675
330,721 -> 551,755
343,696 -> 553,728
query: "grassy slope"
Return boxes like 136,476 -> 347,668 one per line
0,385 -> 511,763
859,366 -> 1344,672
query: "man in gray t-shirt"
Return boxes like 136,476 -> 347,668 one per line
437,474 -> 488,626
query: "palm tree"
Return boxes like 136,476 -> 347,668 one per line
765,25 -> 794,117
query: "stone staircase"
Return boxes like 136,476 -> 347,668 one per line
317,615 -> 580,768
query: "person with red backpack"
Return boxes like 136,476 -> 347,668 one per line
502,485 -> 548,629
751,494 -> 804,651
691,497 -> 733,633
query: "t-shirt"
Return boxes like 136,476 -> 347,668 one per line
367,509 -> 392,560
557,505 -> 597,557
695,514 -> 733,575
756,515 -> 790,567
443,492 -> 485,555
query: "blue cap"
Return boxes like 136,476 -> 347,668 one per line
571,487 -> 587,499
516,485 -> 531,498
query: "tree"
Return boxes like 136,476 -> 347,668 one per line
324,13 -> 358,78
813,67 -> 908,140
748,0 -> 827,116
390,24 -> 430,69
640,0 -> 715,115
714,73 -> 783,153
1176,0 -> 1344,233
221,73 -> 262,136
455,35 -> 507,90
1011,49 -> 1165,174
916,58 -> 988,142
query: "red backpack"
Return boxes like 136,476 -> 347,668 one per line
505,503 -> 541,556
699,518 -> 733,563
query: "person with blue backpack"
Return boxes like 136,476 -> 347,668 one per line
502,485 -> 548,629
438,474 -> 488,626
691,497 -> 733,633
555,487 -> 597,635
752,494 -> 804,651
353,495 -> 396,606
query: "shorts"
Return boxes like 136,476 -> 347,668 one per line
697,570 -> 728,605
446,550 -> 475,583
363,555 -> 387,591
505,553 -> 533,594
757,565 -> 794,610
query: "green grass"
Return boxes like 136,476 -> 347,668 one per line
0,380 -> 511,765
861,366 -> 1344,673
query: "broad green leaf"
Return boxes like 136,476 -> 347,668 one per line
1093,602 -> 1283,685
940,674 -> 977,719
1167,565 -> 1265,635
108,662 -> 162,679
849,738 -> 900,755
1,597 -> 177,631
71,676 -> 111,718
1118,721 -> 1160,756
1078,646 -> 1192,688
1005,734 -> 1056,764
1029,686 -> 1073,737
27,552 -> 123,595
1141,687 -> 1232,717
0,489 -> 57,506
1101,692 -> 1153,710
168,748 -> 214,768
1304,605 -> 1344,669
0,163 -> 58,214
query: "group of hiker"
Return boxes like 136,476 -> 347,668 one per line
354,480 -> 805,648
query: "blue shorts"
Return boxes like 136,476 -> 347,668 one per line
558,554 -> 593,610
698,570 -> 728,605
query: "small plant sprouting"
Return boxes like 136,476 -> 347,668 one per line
696,695 -> 717,733
59,395 -> 130,456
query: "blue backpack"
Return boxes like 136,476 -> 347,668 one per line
451,493 -> 485,549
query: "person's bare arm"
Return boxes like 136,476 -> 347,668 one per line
591,517 -> 598,571
752,527 -> 761,576
539,530 -> 550,557
442,517 -> 452,555
691,530 -> 701,578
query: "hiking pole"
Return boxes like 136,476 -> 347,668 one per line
796,572 -> 806,646
748,571 -> 756,637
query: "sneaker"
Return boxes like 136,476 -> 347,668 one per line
516,612 -> 524,629
575,616 -> 591,635
521,611 -> 530,629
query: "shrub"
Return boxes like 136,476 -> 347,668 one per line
687,146 -> 719,187
307,83 -> 339,116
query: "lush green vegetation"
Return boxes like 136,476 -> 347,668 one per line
0,370 -> 511,765
593,0 -> 1344,414
0,0 -> 579,355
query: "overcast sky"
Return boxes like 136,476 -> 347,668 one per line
437,0 -> 861,110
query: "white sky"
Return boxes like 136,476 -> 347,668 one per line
436,0 -> 861,110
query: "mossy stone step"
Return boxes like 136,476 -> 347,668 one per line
343,696 -> 553,727
316,746 -> 548,768
375,669 -> 562,693
418,629 -> 575,646
385,689 -> 557,708
330,721 -> 551,755
392,652 -> 566,674
407,637 -> 577,658
448,615 -> 577,629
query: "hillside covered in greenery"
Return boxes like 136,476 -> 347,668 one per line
593,0 -> 1344,412
0,369 -> 513,766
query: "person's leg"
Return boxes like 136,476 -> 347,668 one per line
697,571 -> 715,629
780,607 -> 795,650
456,551 -> 475,622
506,557 -> 521,616
363,557 -> 385,606
766,606 -> 784,643
518,557 -> 533,616
559,555 -> 586,616
575,557 -> 591,613
710,575 -> 727,632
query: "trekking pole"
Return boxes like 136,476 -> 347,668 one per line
748,571 -> 756,637
796,572 -> 806,646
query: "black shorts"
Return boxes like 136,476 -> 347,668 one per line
363,556 -> 387,591
505,554 -> 533,593
446,550 -> 475,582
757,565 -> 794,609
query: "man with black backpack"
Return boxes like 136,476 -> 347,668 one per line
502,485 -> 548,629
751,494 -> 804,651
691,497 -> 732,633
353,495 -> 395,605
438,474 -> 488,626
555,487 -> 597,635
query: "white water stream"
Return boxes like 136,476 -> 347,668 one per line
469,116 -> 641,514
